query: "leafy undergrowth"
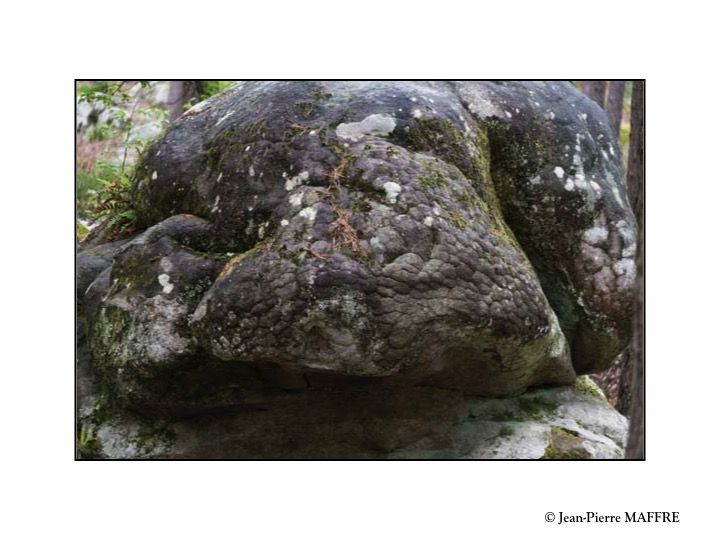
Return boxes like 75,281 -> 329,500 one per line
77,81 -> 236,242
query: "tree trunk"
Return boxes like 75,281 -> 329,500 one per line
626,82 -> 644,220
582,81 -> 607,107
167,81 -> 199,122
615,350 -> 633,416
625,80 -> 645,459
606,80 -> 626,136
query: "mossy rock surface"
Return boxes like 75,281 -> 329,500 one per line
76,81 -> 636,445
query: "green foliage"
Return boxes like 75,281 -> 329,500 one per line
87,122 -> 116,142
77,169 -> 102,219
75,81 -> 230,240
77,424 -> 102,459
77,160 -> 137,238
620,122 -> 630,166
77,81 -> 150,107
78,81 -> 167,153
197,81 -> 234,101
92,162 -> 137,237
79,159 -> 127,221
76,220 -> 90,242
77,81 -> 170,236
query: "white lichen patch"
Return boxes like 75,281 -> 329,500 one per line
423,216 -> 434,226
574,177 -> 589,190
573,154 -> 586,182
280,219 -> 290,227
285,171 -> 309,191
572,135 -> 587,183
158,273 -> 174,294
289,191 -> 304,207
299,206 -> 317,222
583,226 -> 609,246
554,166 -> 565,179
457,86 -> 503,119
616,219 -> 636,246
336,114 -> 396,141
151,171 -> 158,180
622,243 -> 636,258
215,111 -> 233,126
530,175 -> 541,185
412,109 -> 423,119
564,179 -> 575,191
258,221 -> 268,239
383,181 -> 402,204
613,258 -> 637,290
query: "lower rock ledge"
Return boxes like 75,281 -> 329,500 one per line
77,376 -> 627,460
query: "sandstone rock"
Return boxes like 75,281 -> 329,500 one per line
77,376 -> 626,459
76,238 -> 127,302
76,81 -> 636,458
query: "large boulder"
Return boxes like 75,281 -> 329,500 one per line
77,81 -> 636,457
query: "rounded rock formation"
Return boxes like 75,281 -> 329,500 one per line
77,81 -> 636,457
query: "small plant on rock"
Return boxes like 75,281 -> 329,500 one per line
90,161 -> 137,238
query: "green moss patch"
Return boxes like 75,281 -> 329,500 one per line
542,426 -> 592,459
573,375 -> 607,401
516,394 -> 558,420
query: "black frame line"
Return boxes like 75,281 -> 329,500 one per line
74,79 -> 646,461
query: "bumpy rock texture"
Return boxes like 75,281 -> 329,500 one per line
77,81 -> 636,458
